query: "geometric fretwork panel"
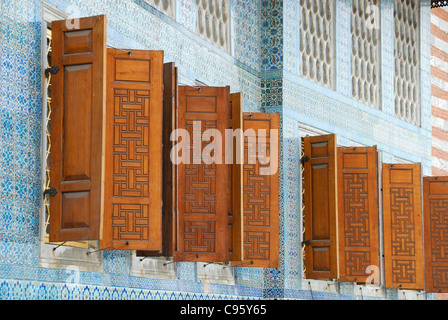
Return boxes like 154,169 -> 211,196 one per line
113,89 -> 150,198
184,221 -> 216,253
391,259 -> 417,285
390,188 -> 416,257
243,231 -> 270,261
112,204 -> 149,241
343,173 -> 370,247
429,199 -> 448,262
243,163 -> 271,227
184,120 -> 217,215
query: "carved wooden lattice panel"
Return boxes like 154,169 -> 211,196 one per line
337,147 -> 379,283
303,134 -> 338,279
101,49 -> 164,251
424,177 -> 448,293
241,112 -> 279,268
175,86 -> 230,262
382,164 -> 424,289
49,15 -> 106,241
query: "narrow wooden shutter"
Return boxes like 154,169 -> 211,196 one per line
137,62 -> 178,257
423,176 -> 448,293
382,163 -> 424,289
49,15 -> 106,241
241,112 -> 279,268
100,49 -> 164,251
228,93 -> 244,262
337,146 -> 379,283
303,134 -> 338,279
174,86 -> 230,262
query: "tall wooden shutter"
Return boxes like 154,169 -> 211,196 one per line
49,15 -> 106,241
423,176 -> 448,293
337,146 -> 379,283
174,86 -> 230,262
382,163 -> 424,289
303,134 -> 338,279
137,62 -> 178,257
228,93 -> 244,261
100,49 -> 164,251
241,112 -> 279,268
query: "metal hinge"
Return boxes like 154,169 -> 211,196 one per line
45,65 -> 59,75
302,240 -> 311,246
43,187 -> 57,197
300,156 -> 310,165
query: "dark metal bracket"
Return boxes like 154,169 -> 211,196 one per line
300,156 -> 310,165
45,65 -> 59,75
86,241 -> 129,255
302,240 -> 311,246
43,187 -> 57,197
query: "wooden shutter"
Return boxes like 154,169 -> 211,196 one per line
241,112 -> 279,268
423,176 -> 448,293
137,62 -> 178,257
228,93 -> 244,261
382,163 -> 424,289
100,49 -> 164,251
49,15 -> 106,241
337,146 -> 379,283
303,134 -> 338,279
174,86 -> 230,262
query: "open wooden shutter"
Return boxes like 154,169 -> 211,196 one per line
137,62 -> 178,257
228,93 -> 244,261
337,146 -> 379,283
174,86 -> 230,262
100,49 -> 164,251
49,15 -> 106,241
303,134 -> 338,279
423,176 -> 448,293
382,163 -> 424,289
241,112 -> 279,268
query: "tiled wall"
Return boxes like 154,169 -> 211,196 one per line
0,0 -> 435,300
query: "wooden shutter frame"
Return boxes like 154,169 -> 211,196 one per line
49,15 -> 106,242
382,163 -> 424,290
337,146 -> 380,283
303,134 -> 338,279
240,112 -> 279,268
228,93 -> 244,262
100,48 -> 164,251
423,176 -> 448,293
174,86 -> 230,263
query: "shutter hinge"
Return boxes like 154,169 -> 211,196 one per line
300,156 -> 310,164
302,240 -> 311,246
43,187 -> 57,197
45,65 -> 59,75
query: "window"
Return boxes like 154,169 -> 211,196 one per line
44,14 -> 280,271
351,0 -> 381,109
196,0 -> 231,54
299,0 -> 336,89
145,0 -> 176,18
394,0 -> 420,125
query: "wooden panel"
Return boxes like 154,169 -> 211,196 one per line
49,15 -> 106,241
241,112 -> 279,268
100,49 -> 163,251
174,86 -> 230,262
137,62 -> 178,257
303,134 -> 338,279
424,176 -> 448,293
228,93 -> 243,261
383,163 -> 424,289
337,146 -> 379,283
